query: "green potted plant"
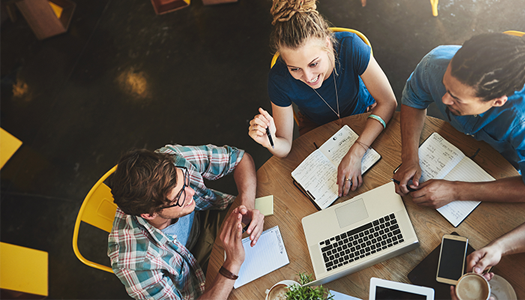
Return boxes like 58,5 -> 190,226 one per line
285,273 -> 334,300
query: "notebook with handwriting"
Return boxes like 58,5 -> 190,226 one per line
291,125 -> 381,210
418,132 -> 494,227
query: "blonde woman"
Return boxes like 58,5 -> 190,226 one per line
249,0 -> 396,196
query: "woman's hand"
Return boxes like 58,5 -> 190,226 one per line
248,108 -> 275,149
337,143 -> 366,196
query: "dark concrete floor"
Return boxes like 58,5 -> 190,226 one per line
1,0 -> 524,299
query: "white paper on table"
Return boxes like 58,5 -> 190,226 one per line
233,225 -> 289,289
330,290 -> 362,300
437,158 -> 494,227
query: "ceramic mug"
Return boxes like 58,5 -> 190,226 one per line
456,272 -> 491,300
265,280 -> 299,300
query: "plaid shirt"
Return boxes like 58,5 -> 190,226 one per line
108,144 -> 244,300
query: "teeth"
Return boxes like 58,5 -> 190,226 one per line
308,75 -> 319,83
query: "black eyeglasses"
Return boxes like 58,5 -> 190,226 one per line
164,166 -> 190,209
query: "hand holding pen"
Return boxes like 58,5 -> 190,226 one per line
248,107 -> 276,149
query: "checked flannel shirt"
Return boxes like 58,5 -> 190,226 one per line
108,144 -> 244,300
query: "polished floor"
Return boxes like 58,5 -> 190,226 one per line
1,0 -> 524,299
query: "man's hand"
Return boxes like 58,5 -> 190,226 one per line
220,207 -> 245,270
393,159 -> 422,195
409,179 -> 458,209
238,205 -> 264,247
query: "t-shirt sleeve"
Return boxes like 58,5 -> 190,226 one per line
343,33 -> 371,76
268,61 -> 293,107
401,51 -> 439,109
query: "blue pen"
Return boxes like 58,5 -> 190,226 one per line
266,127 -> 275,149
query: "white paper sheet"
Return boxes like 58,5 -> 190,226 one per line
419,133 -> 495,227
234,226 -> 289,288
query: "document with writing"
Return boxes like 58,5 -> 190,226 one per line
233,226 -> 289,288
418,132 -> 494,227
291,125 -> 381,210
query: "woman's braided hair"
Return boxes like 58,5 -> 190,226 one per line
270,0 -> 335,54
451,33 -> 525,101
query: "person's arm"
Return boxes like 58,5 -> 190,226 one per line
410,176 -> 525,208
233,153 -> 264,246
199,208 -> 245,300
392,104 -> 427,195
248,105 -> 295,158
467,222 -> 525,279
337,56 -> 397,196
450,223 -> 525,300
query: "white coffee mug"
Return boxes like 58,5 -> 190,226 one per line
456,272 -> 491,300
265,280 -> 299,300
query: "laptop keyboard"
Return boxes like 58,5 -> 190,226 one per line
319,213 -> 404,272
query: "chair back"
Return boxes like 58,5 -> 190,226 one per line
503,30 -> 525,37
270,27 -> 372,68
72,165 -> 118,273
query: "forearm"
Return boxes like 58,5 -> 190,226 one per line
357,101 -> 396,147
233,153 -> 257,210
266,136 -> 293,158
198,259 -> 241,300
454,176 -> 525,203
489,222 -> 525,256
400,105 -> 426,163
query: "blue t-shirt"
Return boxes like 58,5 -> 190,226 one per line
402,45 -> 525,183
268,31 -> 375,125
161,211 -> 195,248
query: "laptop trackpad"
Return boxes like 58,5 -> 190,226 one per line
335,198 -> 369,228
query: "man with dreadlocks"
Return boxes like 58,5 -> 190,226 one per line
393,33 -> 525,208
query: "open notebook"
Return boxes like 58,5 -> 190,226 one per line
417,132 -> 494,227
292,125 -> 381,210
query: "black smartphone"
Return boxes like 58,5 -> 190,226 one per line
436,234 -> 469,284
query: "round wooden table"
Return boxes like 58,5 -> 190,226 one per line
206,112 -> 525,299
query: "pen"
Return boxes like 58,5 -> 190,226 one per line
266,127 -> 275,149
391,178 -> 417,192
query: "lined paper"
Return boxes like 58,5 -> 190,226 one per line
419,133 -> 494,227
291,125 -> 381,209
437,158 -> 494,227
234,226 -> 289,288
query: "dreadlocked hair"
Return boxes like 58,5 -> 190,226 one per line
270,0 -> 335,54
111,149 -> 178,216
451,33 -> 525,101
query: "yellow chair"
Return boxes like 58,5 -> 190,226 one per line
270,27 -> 372,127
430,0 -> 438,17
504,30 -> 525,37
72,165 -> 118,273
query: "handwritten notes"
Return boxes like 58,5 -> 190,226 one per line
419,133 -> 494,227
291,125 -> 381,210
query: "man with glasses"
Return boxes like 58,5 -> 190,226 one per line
108,144 -> 264,300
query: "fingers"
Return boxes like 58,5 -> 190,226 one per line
450,286 -> 457,300
239,206 -> 265,247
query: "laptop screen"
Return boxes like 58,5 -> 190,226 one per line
375,286 -> 427,300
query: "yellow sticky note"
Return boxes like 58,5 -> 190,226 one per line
255,195 -> 274,216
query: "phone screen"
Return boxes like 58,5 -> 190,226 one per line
437,238 -> 467,280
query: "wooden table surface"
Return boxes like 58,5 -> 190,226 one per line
206,112 -> 525,299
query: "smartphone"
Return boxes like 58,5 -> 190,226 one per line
436,234 -> 469,284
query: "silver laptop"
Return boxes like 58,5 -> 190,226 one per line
302,182 -> 419,285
